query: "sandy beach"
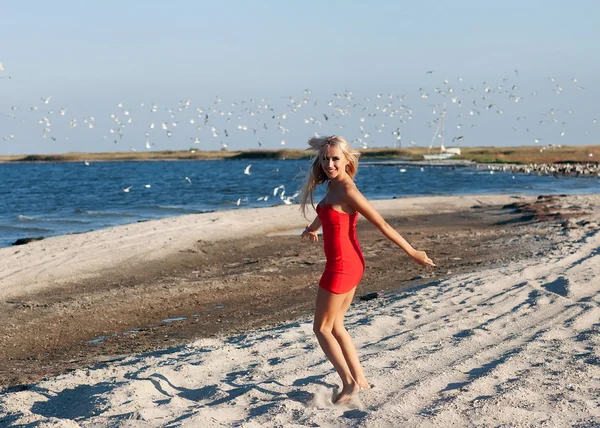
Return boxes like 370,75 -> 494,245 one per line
1,193 -> 599,427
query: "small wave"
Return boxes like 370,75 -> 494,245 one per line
74,209 -> 136,218
0,225 -> 52,233
148,205 -> 192,213
49,218 -> 93,224
17,214 -> 91,225
17,215 -> 36,221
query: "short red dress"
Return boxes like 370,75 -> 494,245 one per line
317,203 -> 365,294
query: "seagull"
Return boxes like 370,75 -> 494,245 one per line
281,191 -> 300,205
41,96 -> 52,104
144,184 -> 151,188
0,63 -> 3,72
273,185 -> 285,196
84,161 -> 90,166
244,164 -> 252,175
185,176 -> 192,184
399,168 -> 407,173
123,186 -> 132,192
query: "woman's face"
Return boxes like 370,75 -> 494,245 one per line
320,145 -> 348,180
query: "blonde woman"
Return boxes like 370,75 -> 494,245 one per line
300,135 -> 435,404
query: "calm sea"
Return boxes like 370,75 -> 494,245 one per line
1,159 -> 599,248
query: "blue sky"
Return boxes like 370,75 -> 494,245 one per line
1,0 -> 598,154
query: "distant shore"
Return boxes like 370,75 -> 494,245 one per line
0,145 -> 599,164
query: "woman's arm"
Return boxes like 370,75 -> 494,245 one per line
301,216 -> 321,242
347,187 -> 435,267
307,216 -> 321,232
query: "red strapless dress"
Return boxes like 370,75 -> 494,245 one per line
317,204 -> 365,294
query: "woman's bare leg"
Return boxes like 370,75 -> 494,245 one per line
332,288 -> 370,390
313,287 -> 359,402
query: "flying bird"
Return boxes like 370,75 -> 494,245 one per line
273,185 -> 285,196
244,164 -> 252,175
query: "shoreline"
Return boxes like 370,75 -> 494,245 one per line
0,194 -> 539,300
5,187 -> 600,250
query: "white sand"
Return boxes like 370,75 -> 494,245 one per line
2,194 -> 600,427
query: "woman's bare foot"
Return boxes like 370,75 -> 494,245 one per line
356,377 -> 372,389
334,383 -> 360,404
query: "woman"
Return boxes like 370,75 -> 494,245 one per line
300,135 -> 435,404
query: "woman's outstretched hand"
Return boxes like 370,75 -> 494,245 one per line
411,250 -> 436,268
302,226 -> 319,243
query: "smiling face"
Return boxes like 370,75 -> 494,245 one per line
320,145 -> 349,180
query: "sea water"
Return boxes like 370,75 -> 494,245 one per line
1,159 -> 599,248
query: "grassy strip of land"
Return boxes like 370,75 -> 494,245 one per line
0,145 -> 598,164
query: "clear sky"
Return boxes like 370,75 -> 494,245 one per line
1,0 -> 599,155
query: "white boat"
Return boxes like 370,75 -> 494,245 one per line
423,103 -> 461,160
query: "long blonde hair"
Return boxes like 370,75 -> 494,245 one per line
299,135 -> 361,218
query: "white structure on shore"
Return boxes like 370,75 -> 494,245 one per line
424,103 -> 462,160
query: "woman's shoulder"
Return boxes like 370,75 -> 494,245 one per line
341,180 -> 363,203
342,179 -> 360,194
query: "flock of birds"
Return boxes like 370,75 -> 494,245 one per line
116,178 -> 299,207
2,62 -> 599,204
115,162 -> 298,205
